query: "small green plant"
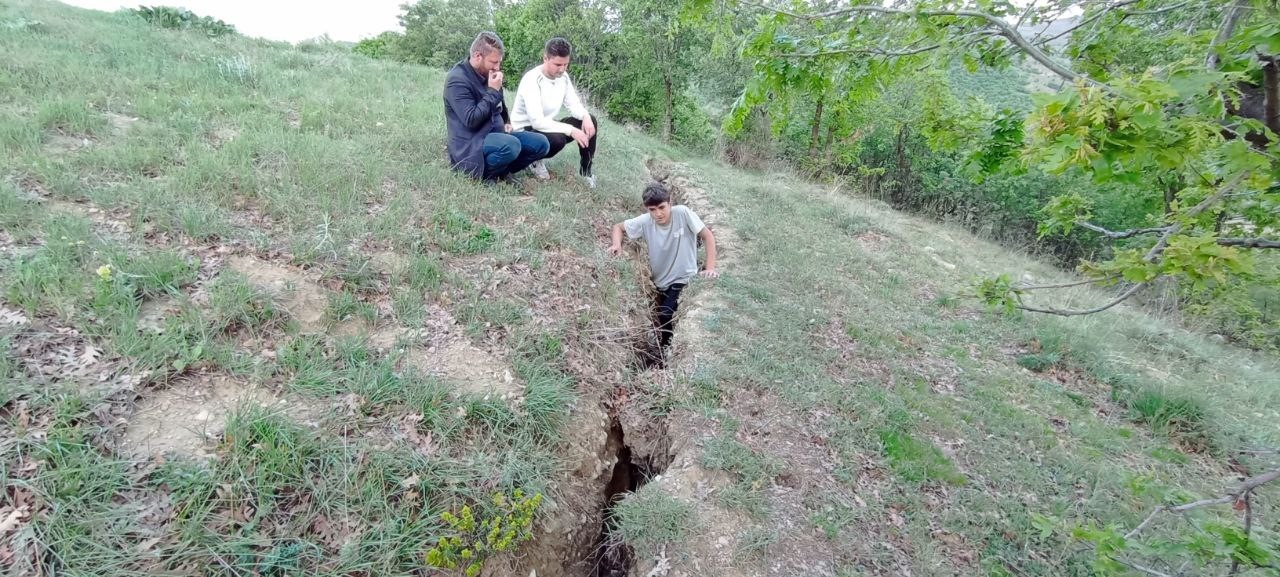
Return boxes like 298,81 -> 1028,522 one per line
425,490 -> 543,577
1122,387 -> 1208,442
877,428 -> 966,486
1016,351 -> 1062,372
208,271 -> 285,333
120,250 -> 197,298
734,526 -> 778,560
391,287 -> 425,326
327,290 -> 377,325
216,54 -> 257,87
700,435 -> 782,488
401,253 -> 444,293
38,98 -> 106,136
433,210 -> 497,255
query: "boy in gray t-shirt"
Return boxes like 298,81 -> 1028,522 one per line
608,183 -> 719,354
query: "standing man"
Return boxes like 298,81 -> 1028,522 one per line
511,37 -> 599,188
444,31 -> 549,183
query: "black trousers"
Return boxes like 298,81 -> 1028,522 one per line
527,114 -> 597,177
654,283 -> 685,349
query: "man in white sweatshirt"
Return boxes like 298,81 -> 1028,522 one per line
511,37 -> 599,188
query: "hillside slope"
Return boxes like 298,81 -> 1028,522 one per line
2,2 -> 1279,577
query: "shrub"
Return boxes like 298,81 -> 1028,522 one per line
425,490 -> 542,577
132,6 -> 236,37
353,31 -> 404,60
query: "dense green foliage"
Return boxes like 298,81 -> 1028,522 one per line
396,0 -> 492,68
132,5 -> 236,36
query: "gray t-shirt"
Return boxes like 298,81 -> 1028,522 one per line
624,205 -> 705,289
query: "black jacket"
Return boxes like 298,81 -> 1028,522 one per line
443,60 -> 510,179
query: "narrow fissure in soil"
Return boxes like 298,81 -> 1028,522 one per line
590,416 -> 667,577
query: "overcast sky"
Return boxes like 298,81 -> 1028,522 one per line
60,0 -> 405,42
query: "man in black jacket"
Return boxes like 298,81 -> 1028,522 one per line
443,32 -> 549,182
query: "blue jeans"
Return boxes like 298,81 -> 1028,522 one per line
483,131 -> 549,180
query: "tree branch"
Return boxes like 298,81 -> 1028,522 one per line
1124,505 -> 1165,539
1014,282 -> 1145,315
1217,237 -> 1280,249
1206,0 -> 1250,71
1112,557 -> 1175,577
1143,174 -> 1246,262
1029,0 -> 1143,47
772,43 -> 942,58
748,2 -> 1112,90
1076,221 -> 1171,239
1233,468 -> 1280,496
1014,274 -> 1122,290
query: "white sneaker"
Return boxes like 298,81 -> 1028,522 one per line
529,160 -> 549,180
583,174 -> 596,189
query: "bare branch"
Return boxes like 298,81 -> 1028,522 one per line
1169,495 -> 1236,512
1014,274 -> 1122,290
1217,237 -> 1280,249
1030,0 -> 1143,47
1014,0 -> 1039,30
1076,221 -> 1171,239
1125,1 -> 1194,16
1125,505 -> 1165,539
1233,468 -> 1280,496
1207,0 -> 1250,70
1014,282 -> 1145,316
1112,557 -> 1176,577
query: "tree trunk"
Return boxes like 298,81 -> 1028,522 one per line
1264,57 -> 1279,135
894,124 -> 910,204
662,73 -> 674,142
823,123 -> 836,167
808,94 -> 825,159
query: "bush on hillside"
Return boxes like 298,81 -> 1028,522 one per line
353,31 -> 404,60
132,5 -> 236,37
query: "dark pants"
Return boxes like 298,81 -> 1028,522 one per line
483,131 -> 550,180
528,115 -> 597,177
654,283 -> 685,349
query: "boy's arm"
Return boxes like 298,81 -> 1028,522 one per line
699,227 -> 718,278
608,223 -> 625,255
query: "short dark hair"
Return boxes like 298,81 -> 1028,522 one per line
470,31 -> 504,56
545,37 -> 572,58
642,183 -> 670,207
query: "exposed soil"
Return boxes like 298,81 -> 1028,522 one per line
227,254 -> 329,331
123,373 -> 296,459
405,338 -> 525,400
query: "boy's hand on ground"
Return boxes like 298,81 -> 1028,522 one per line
701,268 -> 719,279
571,129 -> 590,148
607,244 -> 622,256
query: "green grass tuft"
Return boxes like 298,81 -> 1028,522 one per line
877,428 -> 966,486
614,484 -> 696,549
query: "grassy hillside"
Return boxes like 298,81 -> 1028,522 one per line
2,2 -> 1279,577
